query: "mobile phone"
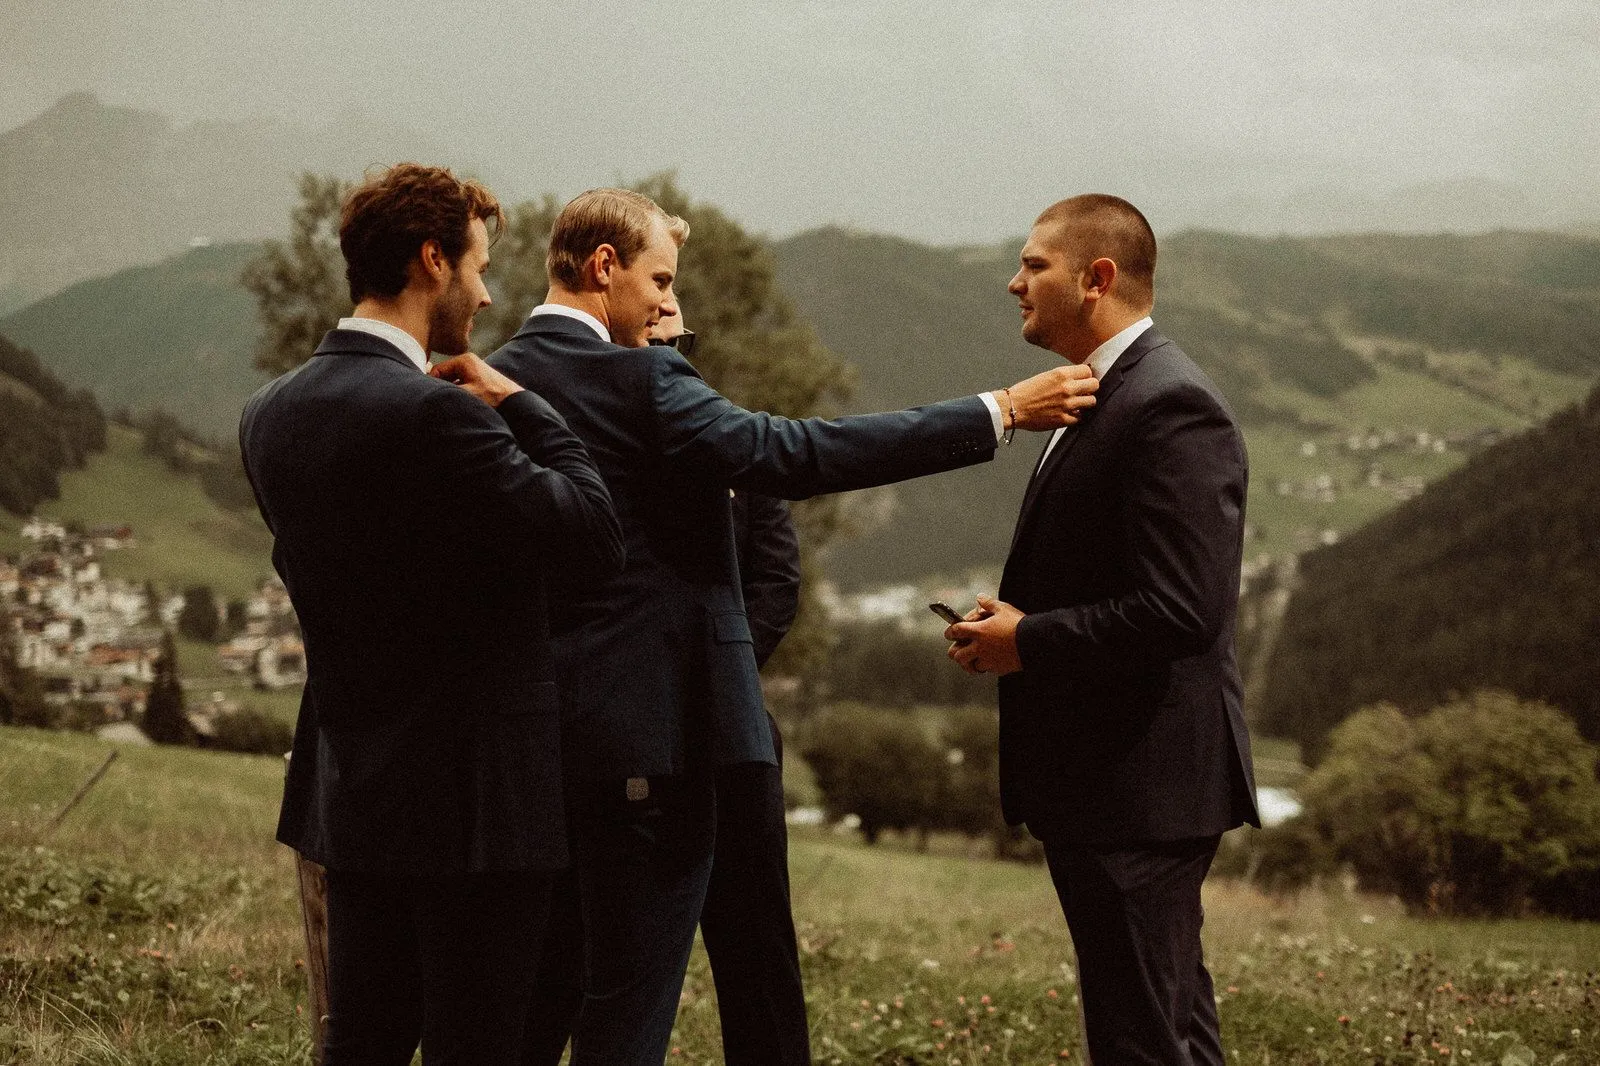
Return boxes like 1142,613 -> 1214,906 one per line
929,601 -> 964,625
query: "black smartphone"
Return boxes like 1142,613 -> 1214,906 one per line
928,601 -> 964,625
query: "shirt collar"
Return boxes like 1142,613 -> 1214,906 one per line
336,317 -> 429,372
530,303 -> 610,343
1086,316 -> 1154,379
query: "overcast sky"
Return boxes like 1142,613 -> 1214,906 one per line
5,0 -> 1597,241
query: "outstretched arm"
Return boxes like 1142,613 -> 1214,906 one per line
649,349 -> 1099,499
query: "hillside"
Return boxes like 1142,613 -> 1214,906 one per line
0,424 -> 271,600
1257,382 -> 1600,758
0,333 -> 106,515
6,226 -> 1596,585
773,228 -> 1599,584
0,243 -> 262,440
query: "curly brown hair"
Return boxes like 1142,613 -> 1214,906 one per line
339,163 -> 505,303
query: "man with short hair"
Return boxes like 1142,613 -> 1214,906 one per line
945,194 -> 1260,1065
491,186 -> 1100,1066
240,163 -> 623,1065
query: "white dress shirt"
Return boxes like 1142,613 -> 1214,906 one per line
530,303 -> 610,343
1037,316 -> 1154,466
337,317 -> 430,373
531,303 -> 1008,443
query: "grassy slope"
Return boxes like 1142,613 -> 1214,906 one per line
0,243 -> 263,441
3,726 -> 1596,1065
0,424 -> 272,601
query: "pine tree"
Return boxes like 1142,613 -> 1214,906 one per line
142,630 -> 194,745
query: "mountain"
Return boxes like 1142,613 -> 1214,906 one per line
0,93 -> 448,309
6,224 -> 1597,585
1256,382 -> 1600,758
0,243 -> 262,440
773,227 -> 1600,585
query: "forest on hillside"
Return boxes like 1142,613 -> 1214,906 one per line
0,333 -> 105,515
1259,381 -> 1600,758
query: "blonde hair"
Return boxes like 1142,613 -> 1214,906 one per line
546,188 -> 690,289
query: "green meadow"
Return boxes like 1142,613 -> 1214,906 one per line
2,726 -> 1596,1065
0,426 -> 272,603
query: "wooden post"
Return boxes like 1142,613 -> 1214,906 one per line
295,851 -> 332,1063
43,751 -> 118,835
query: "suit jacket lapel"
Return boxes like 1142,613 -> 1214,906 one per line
1007,327 -> 1169,555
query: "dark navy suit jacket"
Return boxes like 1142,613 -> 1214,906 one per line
997,327 -> 1260,845
241,329 -> 623,873
490,314 -> 995,780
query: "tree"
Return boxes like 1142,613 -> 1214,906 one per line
801,703 -> 944,845
142,631 -> 194,745
0,602 -> 46,727
241,173 -> 352,377
177,584 -> 222,643
242,172 -> 858,689
1284,692 -> 1600,916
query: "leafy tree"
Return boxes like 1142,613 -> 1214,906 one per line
801,703 -> 943,845
177,585 -> 221,643
241,173 -> 351,377
1273,692 -> 1600,916
142,631 -> 194,746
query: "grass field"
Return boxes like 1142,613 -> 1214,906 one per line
2,726 -> 1596,1065
0,425 -> 272,601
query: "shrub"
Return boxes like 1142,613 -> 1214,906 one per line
1270,692 -> 1600,916
208,707 -> 294,757
801,703 -> 944,845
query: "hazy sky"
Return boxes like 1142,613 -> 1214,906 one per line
5,0 -> 1597,240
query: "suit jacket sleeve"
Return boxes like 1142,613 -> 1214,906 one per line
420,385 -> 624,578
1014,381 -> 1245,668
735,492 -> 801,668
648,348 -> 995,499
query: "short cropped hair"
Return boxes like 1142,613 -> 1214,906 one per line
546,188 -> 690,291
1035,194 -> 1157,309
339,163 -> 505,303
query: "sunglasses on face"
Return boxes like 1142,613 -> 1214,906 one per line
649,329 -> 696,357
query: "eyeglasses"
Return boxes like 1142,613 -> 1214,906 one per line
666,329 -> 696,357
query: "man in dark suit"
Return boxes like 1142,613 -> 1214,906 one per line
491,187 -> 1100,1066
519,309 -> 810,1066
240,164 -> 623,1065
663,311 -> 811,1065
946,194 -> 1260,1065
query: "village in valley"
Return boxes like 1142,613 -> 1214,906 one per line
2,517 -> 303,741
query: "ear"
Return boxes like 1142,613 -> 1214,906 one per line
418,239 -> 450,285
1083,257 -> 1118,303
586,244 -> 620,289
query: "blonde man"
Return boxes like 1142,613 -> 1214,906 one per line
490,187 -> 1098,1065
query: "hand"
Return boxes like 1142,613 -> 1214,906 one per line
429,353 -> 524,408
997,363 -> 1098,432
944,595 -> 1025,675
